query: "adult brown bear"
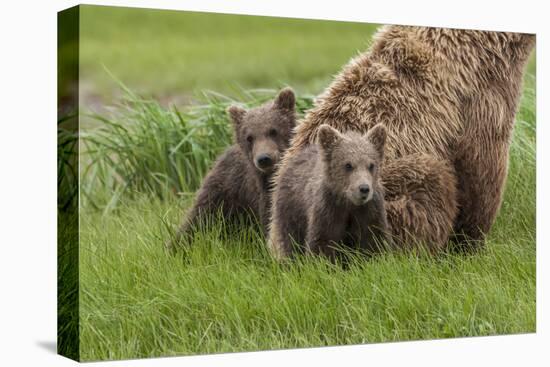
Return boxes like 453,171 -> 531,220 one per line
269,25 -> 534,258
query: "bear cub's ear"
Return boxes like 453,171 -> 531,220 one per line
366,123 -> 387,156
227,105 -> 247,126
317,124 -> 343,153
274,87 -> 296,111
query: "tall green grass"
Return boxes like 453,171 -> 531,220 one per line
81,86 -> 314,210
77,76 -> 535,361
80,196 -> 534,360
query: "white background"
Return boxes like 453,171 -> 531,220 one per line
0,0 -> 547,365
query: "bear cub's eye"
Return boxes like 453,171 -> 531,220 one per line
268,129 -> 278,137
368,163 -> 375,171
246,135 -> 254,143
345,163 -> 353,171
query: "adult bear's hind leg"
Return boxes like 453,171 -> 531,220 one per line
451,124 -> 512,252
382,154 -> 458,253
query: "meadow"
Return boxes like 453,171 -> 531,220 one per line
79,5 -> 379,105
72,6 -> 536,361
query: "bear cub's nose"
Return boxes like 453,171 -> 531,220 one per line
359,184 -> 370,195
257,154 -> 273,168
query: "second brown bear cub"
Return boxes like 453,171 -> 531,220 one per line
169,88 -> 296,252
269,123 -> 389,260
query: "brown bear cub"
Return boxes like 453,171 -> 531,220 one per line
269,123 -> 389,260
168,88 -> 296,252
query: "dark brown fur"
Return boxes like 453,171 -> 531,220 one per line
272,25 -> 534,254
168,88 -> 296,252
269,124 -> 389,259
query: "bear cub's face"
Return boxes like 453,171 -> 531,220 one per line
227,88 -> 296,174
317,124 -> 387,206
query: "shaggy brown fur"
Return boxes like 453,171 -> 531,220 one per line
168,88 -> 296,252
269,124 -> 389,260
272,25 -> 534,254
382,154 -> 458,252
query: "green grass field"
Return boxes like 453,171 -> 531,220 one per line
72,6 -> 536,362
80,5 -> 378,104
